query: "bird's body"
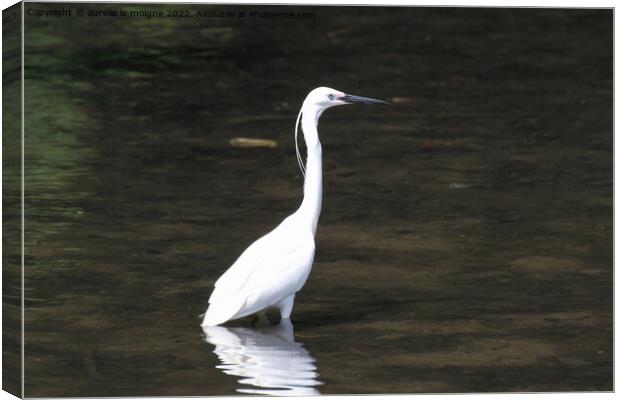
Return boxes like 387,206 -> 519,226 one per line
202,87 -> 386,327
203,214 -> 315,326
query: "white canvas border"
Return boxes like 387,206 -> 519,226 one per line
0,1 -> 615,400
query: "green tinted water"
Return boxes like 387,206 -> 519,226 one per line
14,4 -> 612,396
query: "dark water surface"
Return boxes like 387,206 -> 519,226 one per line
16,4 -> 612,396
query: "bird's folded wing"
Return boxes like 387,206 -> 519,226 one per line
211,234 -> 271,296
241,240 -> 315,312
209,231 -> 315,313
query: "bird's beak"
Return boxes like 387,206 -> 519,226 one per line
339,94 -> 389,105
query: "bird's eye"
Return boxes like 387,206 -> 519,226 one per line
328,94 -> 335,100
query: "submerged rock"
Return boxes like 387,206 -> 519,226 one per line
230,137 -> 278,148
449,182 -> 471,189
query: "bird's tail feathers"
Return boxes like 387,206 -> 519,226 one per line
201,294 -> 246,327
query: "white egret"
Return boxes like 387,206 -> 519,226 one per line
202,87 -> 387,327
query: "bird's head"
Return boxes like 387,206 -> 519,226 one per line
295,87 -> 388,177
304,87 -> 388,112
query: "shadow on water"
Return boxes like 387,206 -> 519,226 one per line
202,319 -> 323,396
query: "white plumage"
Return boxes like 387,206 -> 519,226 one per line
203,215 -> 315,326
202,87 -> 387,327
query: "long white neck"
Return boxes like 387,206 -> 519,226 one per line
297,104 -> 323,236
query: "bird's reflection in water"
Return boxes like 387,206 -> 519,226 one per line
202,319 -> 323,396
